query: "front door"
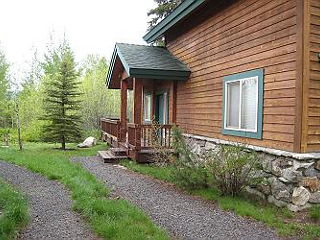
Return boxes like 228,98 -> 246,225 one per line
155,92 -> 169,124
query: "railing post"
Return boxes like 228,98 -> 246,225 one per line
133,78 -> 142,125
100,119 -> 104,141
135,124 -> 141,150
117,121 -> 122,140
120,79 -> 127,142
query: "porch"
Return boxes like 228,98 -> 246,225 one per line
100,43 -> 190,162
101,118 -> 174,162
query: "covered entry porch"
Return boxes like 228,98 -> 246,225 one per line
100,43 -> 190,162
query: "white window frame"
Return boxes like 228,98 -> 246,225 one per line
224,76 -> 259,133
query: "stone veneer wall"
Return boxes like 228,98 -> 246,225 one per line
185,134 -> 320,212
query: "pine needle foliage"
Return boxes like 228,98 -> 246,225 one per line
41,42 -> 82,150
147,0 -> 183,30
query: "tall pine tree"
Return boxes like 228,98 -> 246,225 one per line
147,0 -> 183,30
42,42 -> 82,150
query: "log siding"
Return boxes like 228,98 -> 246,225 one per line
166,0 -> 299,152
307,0 -> 320,152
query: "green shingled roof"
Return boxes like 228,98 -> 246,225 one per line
106,43 -> 191,88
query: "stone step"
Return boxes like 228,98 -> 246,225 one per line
98,151 -> 127,163
111,147 -> 127,157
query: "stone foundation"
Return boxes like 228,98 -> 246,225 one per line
184,134 -> 320,212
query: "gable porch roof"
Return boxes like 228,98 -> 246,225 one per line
106,43 -> 191,89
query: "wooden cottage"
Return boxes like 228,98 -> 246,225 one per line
101,0 -> 320,162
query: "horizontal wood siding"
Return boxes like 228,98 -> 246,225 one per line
307,0 -> 320,152
166,0 -> 299,151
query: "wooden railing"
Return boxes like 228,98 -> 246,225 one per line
127,123 -> 140,149
127,123 -> 173,150
101,118 -> 121,139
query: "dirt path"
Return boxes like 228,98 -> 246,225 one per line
72,156 -> 280,240
0,160 -> 97,240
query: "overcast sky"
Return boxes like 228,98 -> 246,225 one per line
0,0 -> 156,78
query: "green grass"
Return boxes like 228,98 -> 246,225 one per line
0,178 -> 29,240
310,205 -> 320,222
120,160 -> 320,239
121,160 -> 176,183
0,143 -> 168,240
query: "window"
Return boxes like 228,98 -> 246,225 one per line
144,92 -> 152,123
222,69 -> 264,139
155,92 -> 169,124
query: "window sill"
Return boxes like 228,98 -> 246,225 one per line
222,128 -> 262,139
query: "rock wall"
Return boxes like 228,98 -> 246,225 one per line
185,135 -> 320,212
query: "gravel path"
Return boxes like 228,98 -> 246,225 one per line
72,156 -> 280,240
0,160 -> 97,240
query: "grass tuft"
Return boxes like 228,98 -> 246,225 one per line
0,143 -> 168,239
0,178 -> 29,239
310,204 -> 320,222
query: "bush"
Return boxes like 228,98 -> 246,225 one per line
83,129 -> 101,140
172,164 -> 209,190
21,121 -> 45,142
205,144 -> 259,197
147,119 -> 171,165
171,126 -> 209,190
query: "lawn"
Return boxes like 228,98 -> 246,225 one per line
0,142 -> 168,240
0,178 -> 29,240
121,160 -> 320,239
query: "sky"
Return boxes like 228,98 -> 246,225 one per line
0,0 -> 156,79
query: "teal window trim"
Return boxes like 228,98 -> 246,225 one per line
155,91 -> 169,124
165,92 -> 169,124
222,69 -> 264,139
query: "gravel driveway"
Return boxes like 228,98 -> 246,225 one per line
72,156 -> 280,240
0,160 -> 97,240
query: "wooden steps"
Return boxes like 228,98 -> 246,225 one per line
110,147 -> 127,157
98,145 -> 175,163
98,150 -> 128,163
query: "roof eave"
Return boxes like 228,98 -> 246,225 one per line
106,44 -> 131,89
106,44 -> 191,88
129,68 -> 191,80
143,0 -> 205,43
106,47 -> 117,88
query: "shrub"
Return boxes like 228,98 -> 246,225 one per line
149,119 -> 174,166
21,121 -> 44,142
171,126 -> 209,190
83,129 -> 101,140
205,144 -> 259,197
172,164 -> 209,190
